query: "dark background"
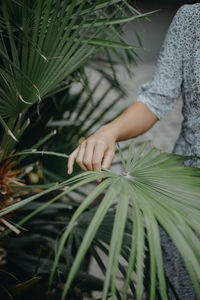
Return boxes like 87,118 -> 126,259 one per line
125,0 -> 199,62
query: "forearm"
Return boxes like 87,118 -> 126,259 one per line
68,101 -> 158,174
100,101 -> 158,142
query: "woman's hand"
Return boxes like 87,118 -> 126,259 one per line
67,102 -> 158,175
67,125 -> 117,174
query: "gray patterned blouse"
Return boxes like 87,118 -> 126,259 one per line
137,4 -> 200,167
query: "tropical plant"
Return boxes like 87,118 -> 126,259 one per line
0,0 -> 149,227
0,0 -> 151,297
0,68 -> 128,299
0,76 -> 129,299
2,1 -> 199,300
1,141 -> 200,299
0,0 -> 150,150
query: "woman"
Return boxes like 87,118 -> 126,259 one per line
68,4 -> 200,299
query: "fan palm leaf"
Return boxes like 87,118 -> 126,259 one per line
0,0 -> 149,121
1,141 -> 199,299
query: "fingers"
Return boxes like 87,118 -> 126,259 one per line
102,150 -> 114,170
82,140 -> 95,171
92,141 -> 107,172
75,142 -> 89,172
68,140 -> 96,173
67,136 -> 115,174
67,147 -> 79,174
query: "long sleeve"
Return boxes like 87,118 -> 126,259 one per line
137,6 -> 187,120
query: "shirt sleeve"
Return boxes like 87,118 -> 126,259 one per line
136,5 -> 187,119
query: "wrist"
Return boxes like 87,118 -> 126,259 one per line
99,123 -> 119,142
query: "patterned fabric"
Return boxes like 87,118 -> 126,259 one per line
137,4 -> 200,299
137,4 -> 200,167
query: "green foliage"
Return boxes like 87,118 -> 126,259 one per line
1,1 -> 199,300
0,0 -> 149,161
0,1 -> 149,297
1,141 -> 200,299
0,0 -> 147,125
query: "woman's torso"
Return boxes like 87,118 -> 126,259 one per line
174,3 -> 200,166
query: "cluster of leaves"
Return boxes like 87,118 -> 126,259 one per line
1,141 -> 200,300
0,0 -> 150,150
0,0 -> 156,299
0,78 -> 128,299
1,1 -> 199,300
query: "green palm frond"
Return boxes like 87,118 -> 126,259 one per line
0,0 -> 150,121
0,65 -> 125,163
1,141 -> 199,299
